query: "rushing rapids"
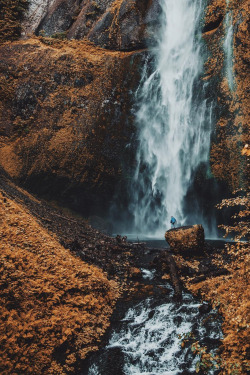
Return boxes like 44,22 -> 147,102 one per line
88,280 -> 222,375
129,0 -> 213,235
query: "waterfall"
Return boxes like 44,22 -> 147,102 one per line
129,0 -> 213,235
223,3 -> 235,91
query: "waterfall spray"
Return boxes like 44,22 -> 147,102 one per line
130,0 -> 213,236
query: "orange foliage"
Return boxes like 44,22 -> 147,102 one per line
0,191 -> 119,374
0,0 -> 28,43
182,192 -> 250,374
204,0 -> 250,190
188,244 -> 250,375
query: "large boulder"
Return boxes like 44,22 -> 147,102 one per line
165,225 -> 205,254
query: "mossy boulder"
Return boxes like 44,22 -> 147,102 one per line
165,225 -> 205,254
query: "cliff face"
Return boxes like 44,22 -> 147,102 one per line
22,0 -> 160,50
0,0 -> 249,216
0,38 -> 145,215
0,0 -> 159,215
203,0 -> 249,190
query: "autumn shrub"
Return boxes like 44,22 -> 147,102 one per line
187,190 -> 249,374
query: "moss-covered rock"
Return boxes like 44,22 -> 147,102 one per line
203,0 -> 249,190
165,225 -> 205,254
0,38 -> 146,215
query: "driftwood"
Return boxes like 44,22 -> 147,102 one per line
163,252 -> 182,300
152,249 -> 182,300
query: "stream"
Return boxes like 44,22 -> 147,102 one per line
86,273 -> 222,375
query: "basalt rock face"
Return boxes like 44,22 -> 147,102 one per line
0,0 -> 159,216
165,225 -> 205,254
22,0 -> 161,51
0,39 -> 146,215
203,0 -> 249,190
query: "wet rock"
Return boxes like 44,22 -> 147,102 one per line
165,225 -> 205,254
148,309 -> 155,319
87,346 -> 125,375
199,303 -> 212,315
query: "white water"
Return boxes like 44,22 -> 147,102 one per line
130,0 -> 213,235
223,3 -> 235,91
88,284 -> 222,375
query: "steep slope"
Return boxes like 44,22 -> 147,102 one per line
0,190 -> 119,374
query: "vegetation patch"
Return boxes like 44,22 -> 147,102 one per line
0,191 -> 119,374
178,191 -> 250,374
0,0 -> 29,43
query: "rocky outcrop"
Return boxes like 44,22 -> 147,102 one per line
87,0 -> 160,51
0,38 -> 145,215
165,225 -> 205,254
22,0 -> 161,50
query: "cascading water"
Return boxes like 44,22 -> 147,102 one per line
130,0 -> 213,235
88,282 -> 222,375
223,2 -> 235,91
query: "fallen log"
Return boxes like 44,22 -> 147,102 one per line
164,252 -> 182,300
152,249 -> 182,300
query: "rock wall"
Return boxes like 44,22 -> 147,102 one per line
0,38 -> 145,215
0,0 -> 159,217
22,0 -> 160,51
203,0 -> 249,190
